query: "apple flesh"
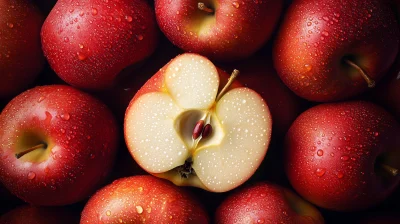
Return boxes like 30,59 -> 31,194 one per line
285,101 -> 400,211
124,53 -> 272,192
155,0 -> 283,61
0,85 -> 118,206
81,175 -> 209,224
0,0 -> 45,98
41,0 -> 159,90
215,182 -> 324,224
273,0 -> 399,102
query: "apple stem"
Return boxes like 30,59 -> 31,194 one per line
198,2 -> 214,14
344,59 -> 376,88
216,69 -> 240,102
15,143 -> 47,159
381,164 -> 399,176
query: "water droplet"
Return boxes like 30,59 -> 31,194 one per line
146,207 -> 152,213
119,219 -> 123,223
232,2 -> 239,8
106,210 -> 111,216
374,132 -> 379,136
64,37 -> 69,43
304,64 -> 312,71
315,168 -> 326,177
307,22 -> 312,26
323,16 -> 329,21
79,11 -> 84,16
136,206 -> 143,214
90,153 -> 95,159
60,128 -> 65,134
79,43 -> 84,49
257,219 -> 265,224
136,35 -> 143,40
317,149 -> 324,156
322,31 -> 329,36
38,96 -> 45,102
138,187 -> 143,192
341,155 -> 349,161
125,15 -> 133,22
28,172 -> 36,180
77,52 -> 87,61
91,8 -> 98,15
7,23 -> 14,28
337,172 -> 344,178
60,112 -> 70,121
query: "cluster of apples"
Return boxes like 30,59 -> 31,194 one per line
1,0 -> 400,223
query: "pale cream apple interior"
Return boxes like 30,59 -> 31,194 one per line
125,54 -> 271,192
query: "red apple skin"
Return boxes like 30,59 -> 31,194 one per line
0,205 -> 79,224
0,0 -> 45,98
0,85 -> 118,206
215,182 -> 325,224
41,0 -> 159,90
273,0 -> 399,102
81,175 -> 209,224
285,101 -> 400,211
218,55 -> 306,137
155,0 -> 283,61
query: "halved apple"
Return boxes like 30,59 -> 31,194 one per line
124,53 -> 272,192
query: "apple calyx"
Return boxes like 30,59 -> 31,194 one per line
198,2 -> 214,14
343,58 -> 376,88
381,164 -> 399,177
178,69 -> 240,179
15,143 -> 47,159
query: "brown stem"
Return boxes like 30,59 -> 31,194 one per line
216,69 -> 240,102
381,164 -> 399,176
198,2 -> 214,14
15,143 -> 47,159
344,59 -> 376,88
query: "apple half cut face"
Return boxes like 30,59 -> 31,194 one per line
124,53 -> 272,192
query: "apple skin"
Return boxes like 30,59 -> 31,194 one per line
81,175 -> 209,224
41,0 -> 159,90
0,205 -> 79,224
155,0 -> 283,61
215,182 -> 324,224
0,0 -> 45,98
0,85 -> 118,206
273,0 -> 399,102
285,101 -> 400,211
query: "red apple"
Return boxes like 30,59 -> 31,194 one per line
274,0 -> 399,102
0,0 -> 45,98
0,85 -> 118,206
81,175 -> 209,224
285,101 -> 400,211
0,205 -> 79,224
155,0 -> 283,61
215,182 -> 324,224
41,0 -> 159,90
124,53 -> 272,192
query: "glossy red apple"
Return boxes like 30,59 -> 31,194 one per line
0,205 -> 79,224
0,85 -> 118,206
0,0 -> 45,98
155,0 -> 283,61
41,0 -> 159,90
215,182 -> 324,224
124,53 -> 272,192
274,0 -> 399,102
285,101 -> 400,211
81,175 -> 209,224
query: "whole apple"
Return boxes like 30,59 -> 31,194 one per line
0,0 -> 45,98
215,182 -> 324,224
0,85 -> 118,206
274,0 -> 399,102
285,101 -> 400,211
0,205 -> 79,224
155,0 -> 283,61
81,175 -> 209,224
41,0 -> 159,90
124,53 -> 272,192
